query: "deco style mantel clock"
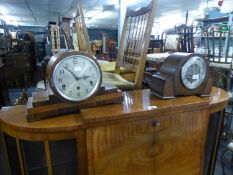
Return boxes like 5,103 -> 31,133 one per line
150,52 -> 212,99
26,50 -> 123,122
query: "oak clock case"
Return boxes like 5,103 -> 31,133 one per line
150,52 -> 212,99
47,51 -> 102,102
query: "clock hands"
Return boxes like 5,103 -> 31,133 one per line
63,66 -> 91,81
184,64 -> 203,83
80,75 -> 91,80
63,66 -> 80,81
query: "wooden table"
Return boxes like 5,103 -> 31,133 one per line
0,87 -> 229,175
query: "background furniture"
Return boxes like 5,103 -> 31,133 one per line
163,34 -> 179,52
2,53 -> 31,89
103,0 -> 157,90
74,3 -> 93,55
146,52 -> 170,69
195,15 -> 233,158
194,15 -> 233,67
148,39 -> 163,53
0,87 -> 228,175
0,64 -> 10,108
101,38 -> 164,81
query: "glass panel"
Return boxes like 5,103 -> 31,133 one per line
49,139 -> 78,175
27,167 -> 48,175
4,133 -> 22,175
20,140 -> 48,175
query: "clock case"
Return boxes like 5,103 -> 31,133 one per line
47,50 -> 102,102
150,53 -> 212,99
26,50 -> 124,122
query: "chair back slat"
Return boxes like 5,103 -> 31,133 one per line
74,4 -> 93,55
115,0 -> 157,88
123,11 -> 149,67
134,14 -> 144,55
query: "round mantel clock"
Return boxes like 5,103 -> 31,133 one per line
150,52 -> 212,99
47,50 -> 102,102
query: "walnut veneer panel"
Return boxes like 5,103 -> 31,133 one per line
0,87 -> 229,175
0,87 -> 228,134
89,109 -> 209,175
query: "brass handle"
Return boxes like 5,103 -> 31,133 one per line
152,120 -> 160,127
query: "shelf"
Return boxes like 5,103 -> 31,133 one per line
194,36 -> 233,39
208,57 -> 232,64
196,16 -> 229,23
209,62 -> 232,69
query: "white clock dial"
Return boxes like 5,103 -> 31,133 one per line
52,55 -> 101,102
181,56 -> 206,90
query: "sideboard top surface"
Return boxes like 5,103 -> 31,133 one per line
0,87 -> 229,133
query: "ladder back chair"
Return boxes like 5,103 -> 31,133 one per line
103,0 -> 157,90
50,25 -> 60,55
100,61 -> 134,81
74,3 -> 93,55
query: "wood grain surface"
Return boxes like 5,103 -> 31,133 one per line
0,87 -> 228,134
90,110 -> 209,175
0,87 -> 229,175
26,91 -> 123,122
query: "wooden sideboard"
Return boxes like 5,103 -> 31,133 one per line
0,87 -> 229,175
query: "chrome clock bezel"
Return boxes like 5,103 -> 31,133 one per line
51,54 -> 101,102
181,56 -> 207,90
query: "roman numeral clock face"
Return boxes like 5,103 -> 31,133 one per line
51,54 -> 101,102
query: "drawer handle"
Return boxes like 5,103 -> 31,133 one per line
152,120 -> 160,127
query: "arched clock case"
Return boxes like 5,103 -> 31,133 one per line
47,50 -> 102,102
150,52 -> 212,99
26,50 -> 123,122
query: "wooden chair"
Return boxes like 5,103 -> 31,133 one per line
103,0 -> 157,90
73,4 -> 93,55
50,25 -> 60,55
100,61 -> 134,80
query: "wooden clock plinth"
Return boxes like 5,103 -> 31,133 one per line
26,84 -> 123,122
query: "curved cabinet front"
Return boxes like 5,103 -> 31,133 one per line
86,110 -> 209,175
0,88 -> 229,175
0,120 -> 87,175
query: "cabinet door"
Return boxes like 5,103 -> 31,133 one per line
87,110 -> 209,175
3,131 -> 87,175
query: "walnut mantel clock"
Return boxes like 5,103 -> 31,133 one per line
47,50 -> 102,102
150,52 -> 212,99
26,50 -> 123,122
